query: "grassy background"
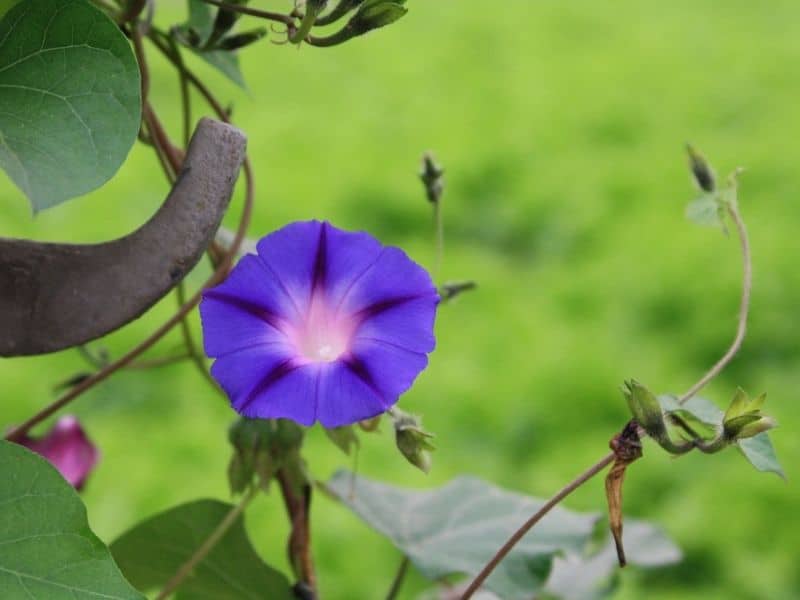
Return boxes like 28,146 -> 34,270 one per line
1,1 -> 798,598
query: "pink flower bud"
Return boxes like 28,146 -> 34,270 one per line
17,416 -> 99,490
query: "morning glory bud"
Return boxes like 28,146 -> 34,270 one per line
686,144 -> 716,193
16,416 -> 99,490
722,389 -> 776,440
622,380 -> 668,442
420,151 -> 444,204
227,418 -> 304,493
308,0 -> 407,46
218,28 -> 268,51
391,408 -> 435,473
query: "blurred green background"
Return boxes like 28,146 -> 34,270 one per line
1,1 -> 798,598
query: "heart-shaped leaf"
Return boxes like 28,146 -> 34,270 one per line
545,519 -> 681,600
327,471 -> 597,599
111,499 -> 293,599
737,433 -> 785,480
0,441 -> 143,599
0,0 -> 141,211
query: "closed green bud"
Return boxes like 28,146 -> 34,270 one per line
687,144 -> 715,193
622,380 -> 668,441
218,28 -> 268,51
722,388 -> 775,440
733,416 -> 777,439
351,0 -> 407,34
391,408 -> 435,474
315,0 -> 365,26
227,418 -> 304,493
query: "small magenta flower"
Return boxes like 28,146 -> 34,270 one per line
200,221 -> 438,427
18,416 -> 99,489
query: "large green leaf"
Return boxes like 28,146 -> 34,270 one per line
545,519 -> 681,600
327,471 -> 597,599
329,472 -> 681,599
0,441 -> 144,599
0,0 -> 141,211
111,499 -> 293,600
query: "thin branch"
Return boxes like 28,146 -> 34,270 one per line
199,0 -> 296,26
155,485 -> 259,600
679,202 -> 751,404
170,38 -> 193,149
459,452 -> 615,600
385,556 -> 410,600
119,0 -> 147,24
126,352 -> 191,370
277,470 -> 317,593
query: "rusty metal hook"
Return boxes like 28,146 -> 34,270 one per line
0,118 -> 247,357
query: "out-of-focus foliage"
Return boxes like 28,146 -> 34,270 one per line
0,2 -> 797,599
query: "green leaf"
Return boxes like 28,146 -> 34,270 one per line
325,425 -> 359,455
0,0 -> 141,211
685,193 -> 724,229
545,520 -> 681,600
0,0 -> 20,19
175,0 -> 246,88
658,394 -> 723,427
660,394 -> 783,476
111,499 -> 293,599
738,433 -> 785,480
0,441 -> 144,599
327,471 -> 597,599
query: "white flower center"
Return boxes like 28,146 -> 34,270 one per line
292,292 -> 354,363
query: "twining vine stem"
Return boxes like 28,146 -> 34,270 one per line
385,556 -> 411,600
155,485 -> 260,600
460,199 -> 752,599
200,0 -> 296,27
678,202 -> 751,404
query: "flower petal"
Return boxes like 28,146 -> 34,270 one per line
354,296 -> 437,353
200,254 -> 300,357
256,220 -> 324,313
237,364 -> 320,426
320,224 -> 384,309
348,337 -> 429,403
316,362 -> 387,428
210,342 -> 296,409
341,246 -> 437,316
19,416 -> 99,489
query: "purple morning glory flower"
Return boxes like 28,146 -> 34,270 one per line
200,221 -> 438,427
18,416 -> 99,490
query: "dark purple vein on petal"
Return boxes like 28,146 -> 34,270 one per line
353,294 -> 428,321
238,359 -> 299,413
344,357 -> 389,407
310,221 -> 328,298
204,290 -> 284,331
